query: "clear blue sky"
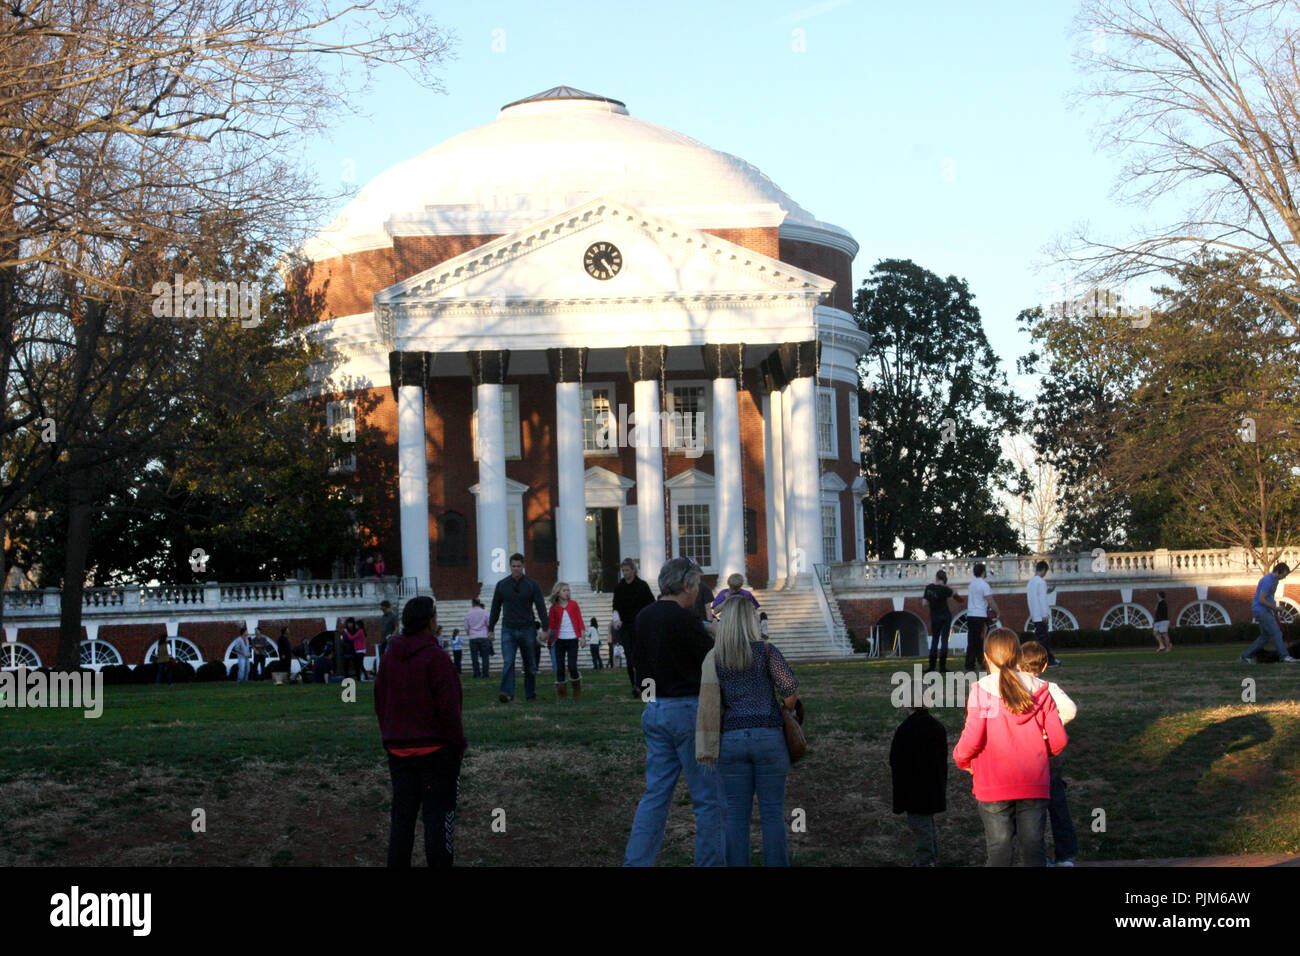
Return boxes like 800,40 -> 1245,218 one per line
306,0 -> 1146,391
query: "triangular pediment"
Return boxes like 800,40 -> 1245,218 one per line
373,197 -> 834,348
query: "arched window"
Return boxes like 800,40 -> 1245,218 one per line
1023,608 -> 1079,632
145,637 -> 202,664
224,635 -> 281,664
1,643 -> 41,669
1100,603 -> 1155,630
1177,601 -> 1230,627
1277,598 -> 1299,625
79,640 -> 123,670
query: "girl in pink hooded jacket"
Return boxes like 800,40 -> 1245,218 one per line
953,628 -> 1067,866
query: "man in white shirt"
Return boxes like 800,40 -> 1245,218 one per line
1026,560 -> 1062,667
962,563 -> 998,671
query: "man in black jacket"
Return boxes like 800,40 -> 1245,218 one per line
611,557 -> 654,693
489,553 -> 549,703
623,557 -> 724,866
889,705 -> 947,866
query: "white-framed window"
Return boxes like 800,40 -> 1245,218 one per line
666,469 -> 715,571
1,642 -> 41,669
676,503 -> 713,569
665,381 -> 710,453
1023,608 -> 1079,632
821,502 -> 841,565
79,640 -> 123,670
472,384 -> 522,460
146,637 -> 202,664
1279,598 -> 1300,624
1101,603 -> 1155,630
327,399 -> 357,473
583,382 -> 617,454
1177,600 -> 1230,627
817,387 -> 838,458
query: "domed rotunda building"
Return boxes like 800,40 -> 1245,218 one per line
298,86 -> 870,609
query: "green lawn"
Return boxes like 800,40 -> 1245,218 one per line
2,646 -> 1298,866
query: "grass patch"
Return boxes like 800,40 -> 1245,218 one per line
1,646 -> 1298,865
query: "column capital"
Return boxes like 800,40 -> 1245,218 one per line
546,347 -> 589,384
700,343 -> 745,379
468,350 -> 511,385
388,350 -> 431,397
625,344 -> 666,382
776,340 -> 820,380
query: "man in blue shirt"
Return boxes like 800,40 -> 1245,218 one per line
1241,563 -> 1298,663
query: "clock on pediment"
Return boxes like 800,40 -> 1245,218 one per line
583,241 -> 622,280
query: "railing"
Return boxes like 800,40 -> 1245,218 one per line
3,576 -> 420,619
837,547 -> 1300,592
812,564 -> 853,656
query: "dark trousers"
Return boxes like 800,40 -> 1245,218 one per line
452,649 -> 462,674
1047,761 -> 1078,861
1032,619 -> 1058,663
386,748 -> 460,868
470,638 -> 491,677
964,617 -> 988,671
977,798 -> 1048,867
927,615 -> 952,671
155,662 -> 173,685
553,640 -> 579,681
590,645 -> 604,668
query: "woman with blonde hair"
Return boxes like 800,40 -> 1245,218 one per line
546,581 -> 585,700
698,593 -> 799,866
953,628 -> 1068,866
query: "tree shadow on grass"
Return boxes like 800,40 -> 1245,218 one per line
1125,711 -> 1300,857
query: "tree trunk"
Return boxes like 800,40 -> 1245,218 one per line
56,458 -> 93,671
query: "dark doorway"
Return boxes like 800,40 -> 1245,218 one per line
586,508 -> 620,592
876,611 -> 927,657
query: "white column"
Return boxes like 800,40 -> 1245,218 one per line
788,374 -> 824,574
633,377 -> 666,577
854,495 -> 866,562
397,382 -> 432,593
476,381 -> 509,591
712,375 -> 744,582
781,382 -> 798,579
765,390 -> 788,586
555,380 -> 587,586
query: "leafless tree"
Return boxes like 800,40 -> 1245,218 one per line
1068,0 -> 1300,335
1006,435 -> 1065,554
0,0 -> 454,663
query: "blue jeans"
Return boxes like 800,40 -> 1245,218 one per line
1245,612 -> 1289,658
469,638 -> 491,678
236,657 -> 249,681
1046,761 -> 1078,861
978,798 -> 1048,866
624,696 -> 726,866
498,626 -> 538,700
718,726 -> 790,866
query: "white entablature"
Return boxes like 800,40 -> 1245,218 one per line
373,197 -> 847,354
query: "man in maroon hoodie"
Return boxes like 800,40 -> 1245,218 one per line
374,596 -> 467,867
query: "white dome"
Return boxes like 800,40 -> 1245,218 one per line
304,87 -> 855,261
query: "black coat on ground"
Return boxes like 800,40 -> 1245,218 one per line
889,709 -> 948,815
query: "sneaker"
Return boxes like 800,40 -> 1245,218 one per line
1056,858 -> 1075,867
1282,656 -> 1300,663
1240,655 -> 1256,664
498,693 -> 511,703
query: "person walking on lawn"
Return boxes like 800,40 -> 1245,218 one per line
489,553 -> 549,702
374,596 -> 466,868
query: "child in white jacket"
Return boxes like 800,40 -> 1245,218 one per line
1020,640 -> 1077,865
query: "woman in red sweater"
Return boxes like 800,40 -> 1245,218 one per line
547,581 -> 585,701
953,628 -> 1067,866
